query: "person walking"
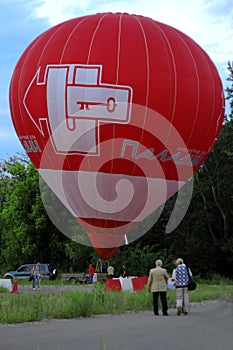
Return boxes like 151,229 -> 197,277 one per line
31,262 -> 41,291
172,258 -> 192,315
147,259 -> 169,316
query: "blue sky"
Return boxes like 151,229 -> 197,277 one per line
0,0 -> 232,160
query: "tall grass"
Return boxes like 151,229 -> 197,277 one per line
0,282 -> 232,324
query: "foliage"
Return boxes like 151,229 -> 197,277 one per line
225,61 -> 233,120
110,243 -> 159,277
0,155 -> 92,273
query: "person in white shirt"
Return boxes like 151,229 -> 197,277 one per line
107,265 -> 114,279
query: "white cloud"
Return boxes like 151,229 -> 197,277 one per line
34,0 -> 94,23
33,0 -> 233,68
31,0 -> 233,115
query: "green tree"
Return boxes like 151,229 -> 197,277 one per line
0,155 -> 97,273
225,61 -> 233,119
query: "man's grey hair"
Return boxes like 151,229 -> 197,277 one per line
156,259 -> 163,266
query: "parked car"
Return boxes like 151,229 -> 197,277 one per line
3,263 -> 58,280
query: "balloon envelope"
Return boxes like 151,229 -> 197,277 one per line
9,13 -> 225,258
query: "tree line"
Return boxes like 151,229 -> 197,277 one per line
0,62 -> 232,278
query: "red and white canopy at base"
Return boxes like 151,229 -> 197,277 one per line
105,276 -> 148,292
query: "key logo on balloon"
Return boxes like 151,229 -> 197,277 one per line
23,64 -> 132,154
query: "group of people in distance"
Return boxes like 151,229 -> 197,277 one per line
147,258 -> 193,316
88,262 -> 117,284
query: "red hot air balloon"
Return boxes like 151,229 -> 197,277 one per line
9,13 -> 225,259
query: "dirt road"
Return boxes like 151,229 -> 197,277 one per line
0,300 -> 232,350
17,283 -> 93,294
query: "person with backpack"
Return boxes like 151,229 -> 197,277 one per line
172,258 -> 193,315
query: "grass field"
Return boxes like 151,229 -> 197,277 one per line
0,279 -> 232,324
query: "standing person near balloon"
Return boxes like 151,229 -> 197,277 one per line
107,264 -> 115,279
172,258 -> 192,315
88,264 -> 95,285
147,260 -> 169,316
121,265 -> 128,278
